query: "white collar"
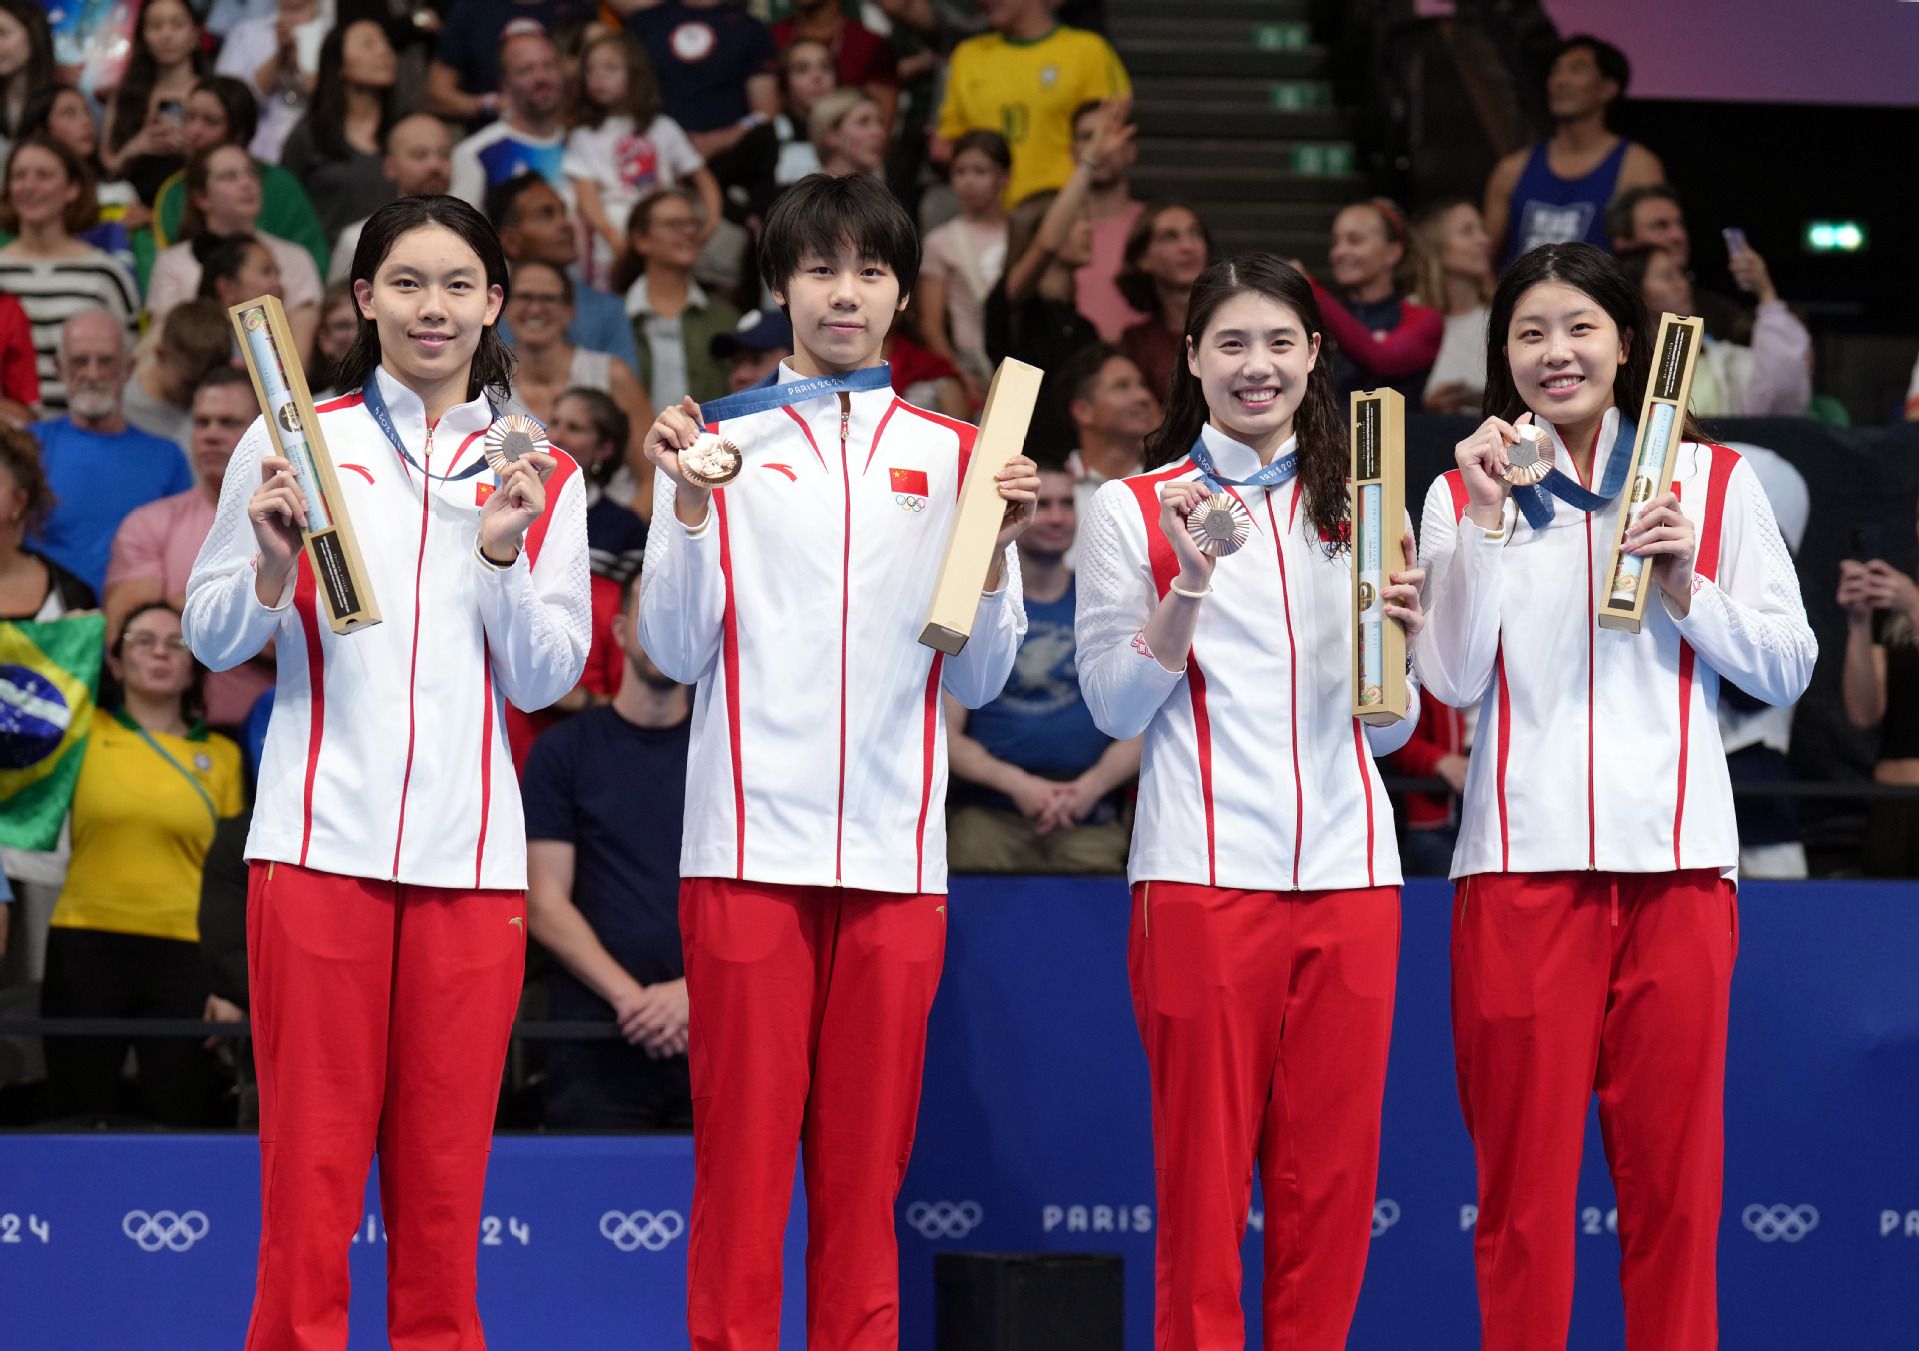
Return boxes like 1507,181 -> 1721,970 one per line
372,365 -> 496,446
1197,421 -> 1298,483
1538,405 -> 1623,491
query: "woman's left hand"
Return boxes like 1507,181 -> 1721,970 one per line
479,452 -> 558,562
1382,529 -> 1426,642
1625,491 -> 1697,614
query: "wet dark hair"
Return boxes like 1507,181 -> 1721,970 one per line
0,0 -> 55,142
193,232 -> 265,298
190,74 -> 258,152
1484,241 -> 1703,444
950,129 -> 1011,175
759,171 -> 920,308
337,195 -> 517,404
1116,202 -> 1212,314
306,20 -> 398,162
1143,253 -> 1347,546
112,599 -> 207,726
1554,33 -> 1630,98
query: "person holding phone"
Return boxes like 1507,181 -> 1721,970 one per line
101,0 -> 209,203
1840,512 -> 1919,876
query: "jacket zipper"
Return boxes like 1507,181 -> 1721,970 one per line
834,394 -> 851,886
391,420 -> 434,879
1266,492 -> 1303,891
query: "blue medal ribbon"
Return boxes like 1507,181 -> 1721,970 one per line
361,374 -> 499,483
1186,432 -> 1298,493
696,363 -> 892,424
1509,416 -> 1636,530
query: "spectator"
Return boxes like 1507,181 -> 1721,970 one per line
708,304 -> 791,394
1605,183 -> 1742,340
548,384 -> 650,571
1620,243 -> 1810,417
1068,97 -> 1145,342
147,144 -> 324,355
1115,202 -> 1210,400
193,232 -> 289,314
1308,199 -> 1443,407
565,27 -> 720,290
0,0 -> 55,168
935,0 -> 1129,208
40,600 -> 244,1126
0,421 -> 95,622
613,0 -> 779,171
524,572 -> 692,1129
752,35 -> 835,196
279,20 -> 401,246
430,0 -> 598,125
13,85 -> 138,272
0,138 -> 140,411
211,0 -> 327,164
29,313 -> 192,595
808,85 -> 884,181
121,297 -> 231,450
328,114 -> 455,284
1385,698 -> 1471,876
1840,522 -> 1919,877
612,184 -> 738,409
773,0 -> 898,131
1409,197 -> 1495,415
306,279 -> 359,396
488,171 -> 644,371
450,25 -> 569,209
506,257 -> 654,454
0,290 -> 36,419
1483,34 -> 1663,268
100,0 -> 207,205
919,128 -> 1008,404
947,465 -> 1139,872
881,324 -> 967,418
1908,357 -> 1919,423
104,367 -> 270,731
1059,341 -> 1152,514
149,74 -> 330,284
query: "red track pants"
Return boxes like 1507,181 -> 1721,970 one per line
680,877 -> 946,1351
1128,881 -> 1400,1351
1452,869 -> 1737,1351
242,862 -> 526,1351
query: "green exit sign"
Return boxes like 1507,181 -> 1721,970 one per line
1253,22 -> 1309,50
1804,221 -> 1866,253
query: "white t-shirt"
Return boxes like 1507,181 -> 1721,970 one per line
919,215 -> 1007,364
563,114 -> 702,282
1423,305 -> 1489,407
215,6 -> 332,164
145,232 -> 324,328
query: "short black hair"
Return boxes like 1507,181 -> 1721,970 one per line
192,233 -> 263,297
485,171 -> 550,235
1554,34 -> 1630,97
950,129 -> 1011,174
1058,341 -> 1129,407
759,172 -> 920,306
1605,183 -> 1681,249
192,75 -> 259,152
195,364 -> 254,396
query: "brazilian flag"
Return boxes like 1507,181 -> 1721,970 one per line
0,614 -> 105,851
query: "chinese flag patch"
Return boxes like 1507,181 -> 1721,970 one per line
890,467 -> 929,497
476,482 -> 495,507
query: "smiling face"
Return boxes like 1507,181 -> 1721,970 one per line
774,238 -> 904,372
1141,206 -> 1209,291
353,223 -> 504,394
633,190 -> 702,272
140,0 -> 198,69
113,606 -> 195,702
1503,280 -> 1629,429
1328,204 -> 1401,294
46,90 -> 97,161
7,143 -> 79,231
503,260 -> 572,347
1189,289 -> 1320,447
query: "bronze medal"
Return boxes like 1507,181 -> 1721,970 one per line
1186,492 -> 1251,557
484,413 -> 549,475
1501,423 -> 1553,487
680,432 -> 743,489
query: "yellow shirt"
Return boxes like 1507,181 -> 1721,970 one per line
937,25 -> 1131,208
51,709 -> 245,944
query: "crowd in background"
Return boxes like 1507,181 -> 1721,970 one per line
0,1 -> 1913,1129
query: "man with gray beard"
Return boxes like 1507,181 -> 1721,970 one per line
29,313 -> 194,597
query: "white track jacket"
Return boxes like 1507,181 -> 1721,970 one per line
637,365 -> 1025,895
1414,407 -> 1815,879
1077,425 -> 1418,893
184,367 -> 592,890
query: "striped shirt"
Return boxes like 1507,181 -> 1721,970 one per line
0,250 -> 141,412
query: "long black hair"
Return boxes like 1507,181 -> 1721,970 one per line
304,19 -> 396,162
0,0 -> 55,141
107,0 -> 208,156
1484,241 -> 1704,444
1143,252 -> 1348,545
336,194 -> 517,403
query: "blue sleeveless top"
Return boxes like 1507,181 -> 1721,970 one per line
1502,137 -> 1632,268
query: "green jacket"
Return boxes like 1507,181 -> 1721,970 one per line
628,285 -> 741,408
151,159 -> 329,287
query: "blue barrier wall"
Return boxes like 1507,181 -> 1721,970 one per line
3,878 -> 1917,1348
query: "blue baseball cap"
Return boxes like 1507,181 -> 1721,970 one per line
710,308 -> 793,359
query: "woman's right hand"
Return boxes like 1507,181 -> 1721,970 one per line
249,455 -> 308,599
1158,480 -> 1218,593
1455,412 -> 1531,518
643,395 -> 713,526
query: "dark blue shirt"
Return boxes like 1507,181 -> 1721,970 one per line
960,578 -> 1114,813
30,418 -> 193,595
522,706 -> 690,1020
625,1 -> 778,132
435,0 -> 599,95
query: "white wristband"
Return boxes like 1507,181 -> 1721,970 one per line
1168,579 -> 1211,600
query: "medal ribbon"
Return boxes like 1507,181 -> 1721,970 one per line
362,374 -> 498,483
1187,433 -> 1298,493
696,364 -> 893,424
1509,416 -> 1636,531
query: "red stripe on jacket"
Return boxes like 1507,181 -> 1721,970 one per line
292,558 -> 325,865
715,491 -> 746,878
1672,443 -> 1742,867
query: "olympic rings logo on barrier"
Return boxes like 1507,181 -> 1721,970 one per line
906,1201 -> 982,1239
1743,1204 -> 1819,1243
599,1210 -> 685,1252
1372,1199 -> 1400,1237
122,1210 -> 209,1252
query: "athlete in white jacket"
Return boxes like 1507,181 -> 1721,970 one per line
1077,256 -> 1423,1351
183,198 -> 589,1351
637,173 -> 1037,1351
1416,243 -> 1814,1351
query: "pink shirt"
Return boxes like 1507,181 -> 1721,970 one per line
1075,200 -> 1148,342
107,487 -> 274,728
